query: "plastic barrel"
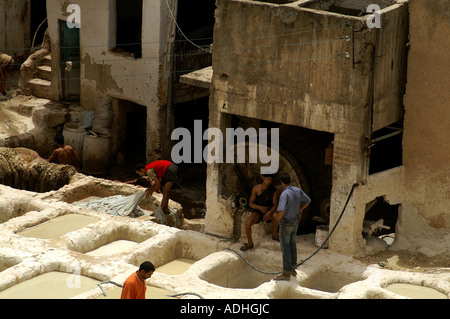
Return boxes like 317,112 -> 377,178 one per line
63,122 -> 86,162
82,134 -> 111,175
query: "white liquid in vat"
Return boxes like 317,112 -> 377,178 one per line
85,240 -> 138,256
385,283 -> 447,299
156,258 -> 196,275
0,271 -> 100,299
17,214 -> 99,239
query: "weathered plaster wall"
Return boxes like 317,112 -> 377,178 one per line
46,0 -> 177,160
403,0 -> 450,231
0,0 -> 31,58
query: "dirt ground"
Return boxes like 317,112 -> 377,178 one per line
356,249 -> 450,274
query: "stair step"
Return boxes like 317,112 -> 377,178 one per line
42,54 -> 52,66
28,78 -> 51,87
37,65 -> 52,80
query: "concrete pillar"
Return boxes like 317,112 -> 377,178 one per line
204,97 -> 234,238
329,131 -> 366,255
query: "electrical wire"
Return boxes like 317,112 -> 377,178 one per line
0,52 -> 350,85
0,22 -> 352,53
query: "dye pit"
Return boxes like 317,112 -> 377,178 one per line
0,158 -> 449,299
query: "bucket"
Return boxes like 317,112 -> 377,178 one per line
62,122 -> 86,162
315,225 -> 329,249
82,133 -> 111,175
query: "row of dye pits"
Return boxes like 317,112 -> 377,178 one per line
0,190 -> 448,299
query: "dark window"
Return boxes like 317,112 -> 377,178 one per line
369,122 -> 403,175
113,0 -> 142,59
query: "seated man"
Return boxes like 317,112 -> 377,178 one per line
241,173 -> 279,251
46,135 -> 80,170
136,160 -> 181,214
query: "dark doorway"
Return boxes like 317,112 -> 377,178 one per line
171,96 -> 209,219
116,100 -> 147,167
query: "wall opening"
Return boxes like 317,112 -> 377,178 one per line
369,121 -> 403,175
363,196 -> 398,245
113,0 -> 143,59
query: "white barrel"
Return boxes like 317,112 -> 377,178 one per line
82,134 -> 111,175
62,122 -> 86,162
315,225 -> 329,249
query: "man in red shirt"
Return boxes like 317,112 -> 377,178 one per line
121,261 -> 155,299
136,160 -> 180,213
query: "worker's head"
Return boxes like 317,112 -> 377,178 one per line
135,164 -> 146,177
135,177 -> 149,187
280,173 -> 291,187
137,261 -> 155,281
261,173 -> 274,185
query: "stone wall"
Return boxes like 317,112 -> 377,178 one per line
205,0 -> 409,255
402,0 -> 450,238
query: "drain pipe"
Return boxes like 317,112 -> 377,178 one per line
364,28 -> 381,179
226,183 -> 360,273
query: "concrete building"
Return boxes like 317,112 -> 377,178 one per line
4,0 -> 449,260
180,0 -> 449,257
18,0 -> 214,170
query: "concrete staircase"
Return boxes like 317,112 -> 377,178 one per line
27,54 -> 54,100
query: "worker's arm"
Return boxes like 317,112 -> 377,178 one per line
160,181 -> 173,213
46,149 -> 58,163
299,201 -> 311,212
145,177 -> 160,198
276,210 -> 285,223
122,179 -> 138,185
263,191 -> 279,221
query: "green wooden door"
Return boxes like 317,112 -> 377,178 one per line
59,20 -> 80,101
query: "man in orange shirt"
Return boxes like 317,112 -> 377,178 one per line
121,261 -> 155,299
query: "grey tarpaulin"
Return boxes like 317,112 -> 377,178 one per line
73,191 -> 181,226
73,191 -> 147,217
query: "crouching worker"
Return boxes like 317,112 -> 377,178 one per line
46,135 -> 80,170
136,160 -> 181,214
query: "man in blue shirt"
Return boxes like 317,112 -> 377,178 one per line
275,173 -> 311,280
